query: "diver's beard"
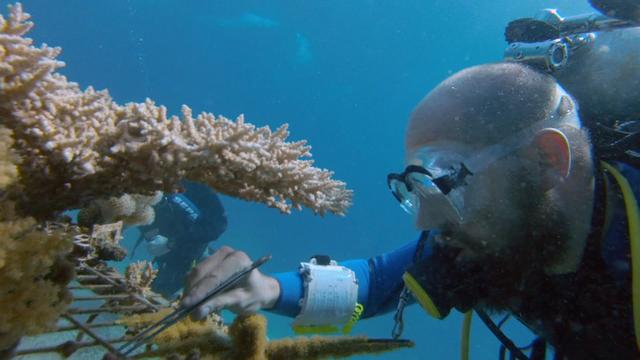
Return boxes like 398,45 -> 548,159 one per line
454,198 -> 569,268
444,182 -> 571,312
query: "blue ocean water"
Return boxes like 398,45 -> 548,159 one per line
8,0 -> 597,359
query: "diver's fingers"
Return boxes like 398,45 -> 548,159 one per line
182,251 -> 252,308
184,246 -> 235,294
187,245 -> 234,283
191,287 -> 255,320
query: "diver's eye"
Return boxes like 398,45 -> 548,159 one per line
407,172 -> 429,186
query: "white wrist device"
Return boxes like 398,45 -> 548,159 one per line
292,256 -> 359,330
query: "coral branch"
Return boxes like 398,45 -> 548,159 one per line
125,313 -> 414,360
0,216 -> 75,350
124,261 -> 158,296
0,3 -> 352,219
0,2 -> 354,353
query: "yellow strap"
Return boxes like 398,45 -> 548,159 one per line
601,161 -> 640,351
402,272 -> 444,319
342,302 -> 364,334
460,311 -> 472,360
292,303 -> 365,335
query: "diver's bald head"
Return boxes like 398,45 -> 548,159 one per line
406,63 -> 559,153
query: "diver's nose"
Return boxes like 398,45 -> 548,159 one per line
415,196 -> 445,231
415,198 -> 429,230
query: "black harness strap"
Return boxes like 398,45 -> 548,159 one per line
476,309 -> 530,360
415,230 -> 430,261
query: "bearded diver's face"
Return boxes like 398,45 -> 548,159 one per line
403,63 -> 573,261
408,143 -> 548,259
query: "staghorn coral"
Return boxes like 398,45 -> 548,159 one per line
229,313 -> 268,360
128,313 -> 414,360
125,260 -> 159,296
121,308 -> 228,342
0,3 -> 352,220
0,125 -> 18,224
265,335 -> 415,359
0,126 -> 17,188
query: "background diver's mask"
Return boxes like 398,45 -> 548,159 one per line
387,87 -> 579,229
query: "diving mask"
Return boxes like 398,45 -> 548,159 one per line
387,151 -> 473,225
388,137 -> 536,228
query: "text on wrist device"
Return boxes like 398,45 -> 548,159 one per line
292,255 -> 363,334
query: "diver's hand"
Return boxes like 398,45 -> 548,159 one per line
181,246 -> 280,320
146,234 -> 171,257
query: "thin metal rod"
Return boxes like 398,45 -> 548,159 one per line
73,294 -> 133,301
67,305 -> 148,315
61,314 -> 125,358
15,336 -> 129,356
119,254 -> 272,356
76,275 -> 102,281
79,263 -> 159,311
76,313 -> 99,342
68,284 -> 115,291
55,321 -> 121,332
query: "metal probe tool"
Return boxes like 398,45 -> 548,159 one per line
117,254 -> 272,357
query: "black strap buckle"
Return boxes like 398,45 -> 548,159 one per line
310,254 -> 332,266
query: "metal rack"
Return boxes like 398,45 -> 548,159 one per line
15,222 -> 169,359
16,260 -> 168,358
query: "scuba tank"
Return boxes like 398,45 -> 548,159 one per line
503,6 -> 640,168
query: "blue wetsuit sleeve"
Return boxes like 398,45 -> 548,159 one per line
268,270 -> 304,317
267,236 -> 426,318
361,239 -> 422,318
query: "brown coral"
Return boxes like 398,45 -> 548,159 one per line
0,215 -> 74,349
125,260 -> 159,296
127,313 -> 413,360
0,105 -> 75,352
0,118 -> 75,350
0,126 -> 18,188
229,313 -> 268,360
78,191 -> 162,228
120,307 -> 230,359
266,335 -> 415,359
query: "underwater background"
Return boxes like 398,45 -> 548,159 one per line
8,0 -> 595,359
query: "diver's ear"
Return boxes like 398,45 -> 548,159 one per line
531,128 -> 571,189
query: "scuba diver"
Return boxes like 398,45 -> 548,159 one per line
180,1 -> 639,359
132,180 -> 227,299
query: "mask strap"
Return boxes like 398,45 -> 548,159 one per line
463,85 -> 578,174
